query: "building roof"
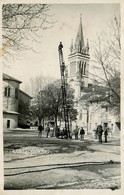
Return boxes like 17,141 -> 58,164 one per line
19,90 -> 33,99
80,84 -> 109,103
3,73 -> 22,84
3,110 -> 20,115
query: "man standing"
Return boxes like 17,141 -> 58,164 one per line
45,124 -> 50,138
80,127 -> 85,141
104,126 -> 109,143
97,125 -> 103,143
74,126 -> 79,140
38,124 -> 43,138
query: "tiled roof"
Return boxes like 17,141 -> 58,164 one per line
80,84 -> 109,103
3,73 -> 22,83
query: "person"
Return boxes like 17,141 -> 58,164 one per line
80,127 -> 85,141
104,126 -> 109,143
55,126 -> 60,138
45,124 -> 50,138
74,126 -> 79,140
50,126 -> 54,137
63,127 -> 68,139
95,128 -> 98,139
38,124 -> 43,138
97,125 -> 103,143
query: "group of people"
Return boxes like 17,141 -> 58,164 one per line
38,124 -> 51,138
73,126 -> 85,141
38,124 -> 85,141
38,123 -> 109,143
94,125 -> 109,143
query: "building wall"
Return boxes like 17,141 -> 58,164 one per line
3,113 -> 18,129
3,79 -> 20,129
19,91 -> 31,104
3,80 -> 20,112
87,102 -> 120,134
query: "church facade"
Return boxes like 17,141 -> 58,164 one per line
67,16 -> 120,135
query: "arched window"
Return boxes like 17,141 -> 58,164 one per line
84,62 -> 86,74
82,62 -> 84,74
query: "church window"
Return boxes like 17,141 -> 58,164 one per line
82,62 -> 84,74
84,62 -> 86,74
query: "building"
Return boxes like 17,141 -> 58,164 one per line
67,16 -> 120,134
3,73 -> 22,129
3,73 -> 32,129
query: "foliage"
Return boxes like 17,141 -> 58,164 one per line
31,80 -> 77,125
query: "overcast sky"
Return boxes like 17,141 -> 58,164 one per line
3,3 -> 120,91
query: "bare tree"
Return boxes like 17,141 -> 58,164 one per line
91,16 -> 120,113
23,74 -> 54,97
2,4 -> 55,64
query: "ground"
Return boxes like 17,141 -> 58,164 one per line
4,128 -> 120,190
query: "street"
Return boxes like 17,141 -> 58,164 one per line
4,129 -> 120,190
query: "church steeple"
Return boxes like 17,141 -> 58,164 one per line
70,39 -> 74,54
86,39 -> 89,54
74,14 -> 85,53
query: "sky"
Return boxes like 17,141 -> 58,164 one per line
3,3 -> 120,91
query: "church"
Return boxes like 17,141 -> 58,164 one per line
67,16 -> 120,135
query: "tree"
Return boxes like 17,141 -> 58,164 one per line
2,4 -> 55,64
91,16 -> 120,114
23,74 -> 54,97
31,80 -> 77,127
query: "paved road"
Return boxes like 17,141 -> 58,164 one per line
4,129 -> 121,190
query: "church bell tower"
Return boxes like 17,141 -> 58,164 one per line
68,15 -> 90,99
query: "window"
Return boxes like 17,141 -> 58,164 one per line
7,120 -> 10,128
8,87 -> 10,97
15,88 -> 18,99
4,87 -> 10,97
4,87 -> 7,96
84,62 -> 86,74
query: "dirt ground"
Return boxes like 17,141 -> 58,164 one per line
4,129 -> 121,190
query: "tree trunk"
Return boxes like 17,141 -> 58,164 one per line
55,115 -> 58,127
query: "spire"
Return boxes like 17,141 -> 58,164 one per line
86,39 -> 89,49
70,39 -> 73,54
75,14 -> 84,53
86,39 -> 89,54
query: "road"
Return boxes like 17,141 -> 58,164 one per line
4,129 -> 121,190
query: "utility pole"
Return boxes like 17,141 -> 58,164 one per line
58,42 -> 70,137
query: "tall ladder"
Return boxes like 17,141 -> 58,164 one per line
58,42 -> 69,136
